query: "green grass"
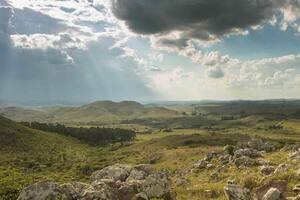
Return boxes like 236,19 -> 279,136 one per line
2,109 -> 300,200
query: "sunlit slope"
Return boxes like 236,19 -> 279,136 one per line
0,115 -> 87,156
0,101 -> 179,124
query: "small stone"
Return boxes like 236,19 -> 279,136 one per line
227,180 -> 236,185
257,159 -> 270,166
274,164 -> 288,174
260,165 -> 275,176
204,189 -> 218,198
290,151 -> 300,162
206,163 -> 214,169
293,184 -> 300,194
296,169 -> 300,177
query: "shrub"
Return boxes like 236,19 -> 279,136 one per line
224,145 -> 235,156
242,175 -> 260,190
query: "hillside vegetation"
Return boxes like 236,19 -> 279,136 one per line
0,101 -> 179,125
0,116 -> 91,199
3,100 -> 300,199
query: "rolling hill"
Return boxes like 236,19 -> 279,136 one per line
0,101 -> 179,125
0,115 -> 91,199
0,115 -> 87,156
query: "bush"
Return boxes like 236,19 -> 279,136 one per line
224,145 -> 235,156
242,175 -> 260,190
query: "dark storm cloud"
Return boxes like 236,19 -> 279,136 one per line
112,0 -> 286,41
155,37 -> 189,50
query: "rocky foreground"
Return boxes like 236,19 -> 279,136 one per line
17,164 -> 173,200
187,139 -> 300,200
17,138 -> 300,200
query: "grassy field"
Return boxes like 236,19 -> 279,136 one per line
2,101 -> 300,199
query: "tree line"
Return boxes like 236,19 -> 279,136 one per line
21,122 -> 136,145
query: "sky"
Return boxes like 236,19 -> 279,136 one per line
0,0 -> 300,102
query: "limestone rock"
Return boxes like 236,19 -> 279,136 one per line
262,188 -> 283,200
219,154 -> 233,165
274,164 -> 289,174
296,169 -> 300,177
141,172 -> 172,199
17,181 -> 62,200
204,189 -> 218,199
224,184 -> 252,200
193,159 -> 211,170
290,151 -> 300,162
293,184 -> 300,194
234,148 -> 262,158
18,164 -> 173,200
260,165 -> 275,176
254,180 -> 287,200
234,156 -> 257,168
247,139 -> 276,152
204,151 -> 218,161
91,164 -> 132,182
257,159 -> 270,166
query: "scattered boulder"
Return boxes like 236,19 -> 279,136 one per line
281,144 -> 300,152
192,160 -> 213,170
262,188 -> 284,200
247,139 -> 276,152
274,164 -> 289,174
17,164 -> 173,200
254,180 -> 287,200
234,156 -> 258,168
290,151 -> 300,162
293,184 -> 300,194
17,181 -> 62,200
135,192 -> 149,200
219,154 -> 233,165
210,165 -> 229,179
204,189 -> 218,199
234,148 -> 262,158
91,164 -> 132,182
204,151 -> 218,161
257,159 -> 270,166
224,183 -> 252,200
141,172 -> 172,199
175,177 -> 189,186
260,165 -> 275,176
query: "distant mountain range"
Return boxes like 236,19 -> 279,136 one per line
0,101 -> 179,124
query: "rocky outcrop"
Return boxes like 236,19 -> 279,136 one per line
17,164 -> 173,200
